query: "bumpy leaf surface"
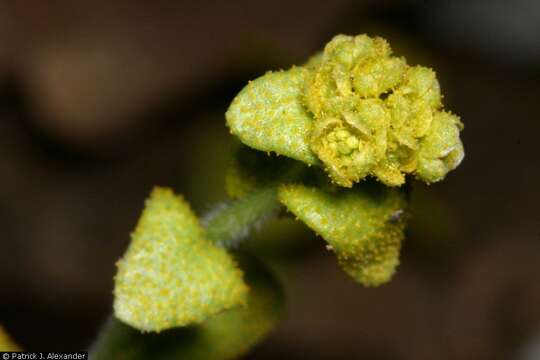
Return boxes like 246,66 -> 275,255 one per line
279,182 -> 407,286
227,34 -> 464,187
226,67 -> 319,165
114,187 -> 248,332
93,258 -> 283,360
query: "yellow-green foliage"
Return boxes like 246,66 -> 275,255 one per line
169,258 -> 283,359
0,325 -> 20,351
92,259 -> 283,360
114,187 -> 248,332
278,183 -> 407,286
226,34 -> 464,188
226,67 -> 319,165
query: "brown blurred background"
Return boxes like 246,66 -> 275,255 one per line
1,1 -> 540,359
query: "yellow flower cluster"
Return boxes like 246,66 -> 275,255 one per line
227,34 -> 464,187
306,35 -> 463,186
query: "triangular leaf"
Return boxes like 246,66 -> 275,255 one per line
114,187 -> 248,332
93,257 -> 283,360
169,256 -> 283,359
278,182 -> 407,286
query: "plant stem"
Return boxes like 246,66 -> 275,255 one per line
202,186 -> 281,248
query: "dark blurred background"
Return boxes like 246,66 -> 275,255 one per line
1,1 -> 539,359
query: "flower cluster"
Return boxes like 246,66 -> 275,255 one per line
227,34 -> 464,187
225,34 -> 465,286
110,34 -> 465,345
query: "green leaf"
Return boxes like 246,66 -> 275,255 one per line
226,67 -> 319,165
114,187 -> 248,332
0,325 -> 20,351
278,182 -> 407,286
92,257 -> 283,360
170,256 -> 283,359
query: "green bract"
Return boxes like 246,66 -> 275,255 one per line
226,67 -> 318,165
114,187 -> 248,332
278,183 -> 407,286
169,257 -> 283,360
226,34 -> 464,187
94,258 -> 283,360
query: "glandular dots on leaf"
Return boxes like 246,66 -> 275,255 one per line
114,187 -> 248,332
278,183 -> 408,286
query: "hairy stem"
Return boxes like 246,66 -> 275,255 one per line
202,186 -> 281,248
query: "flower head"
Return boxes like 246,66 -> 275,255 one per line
227,34 -> 464,187
224,33 -> 465,286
